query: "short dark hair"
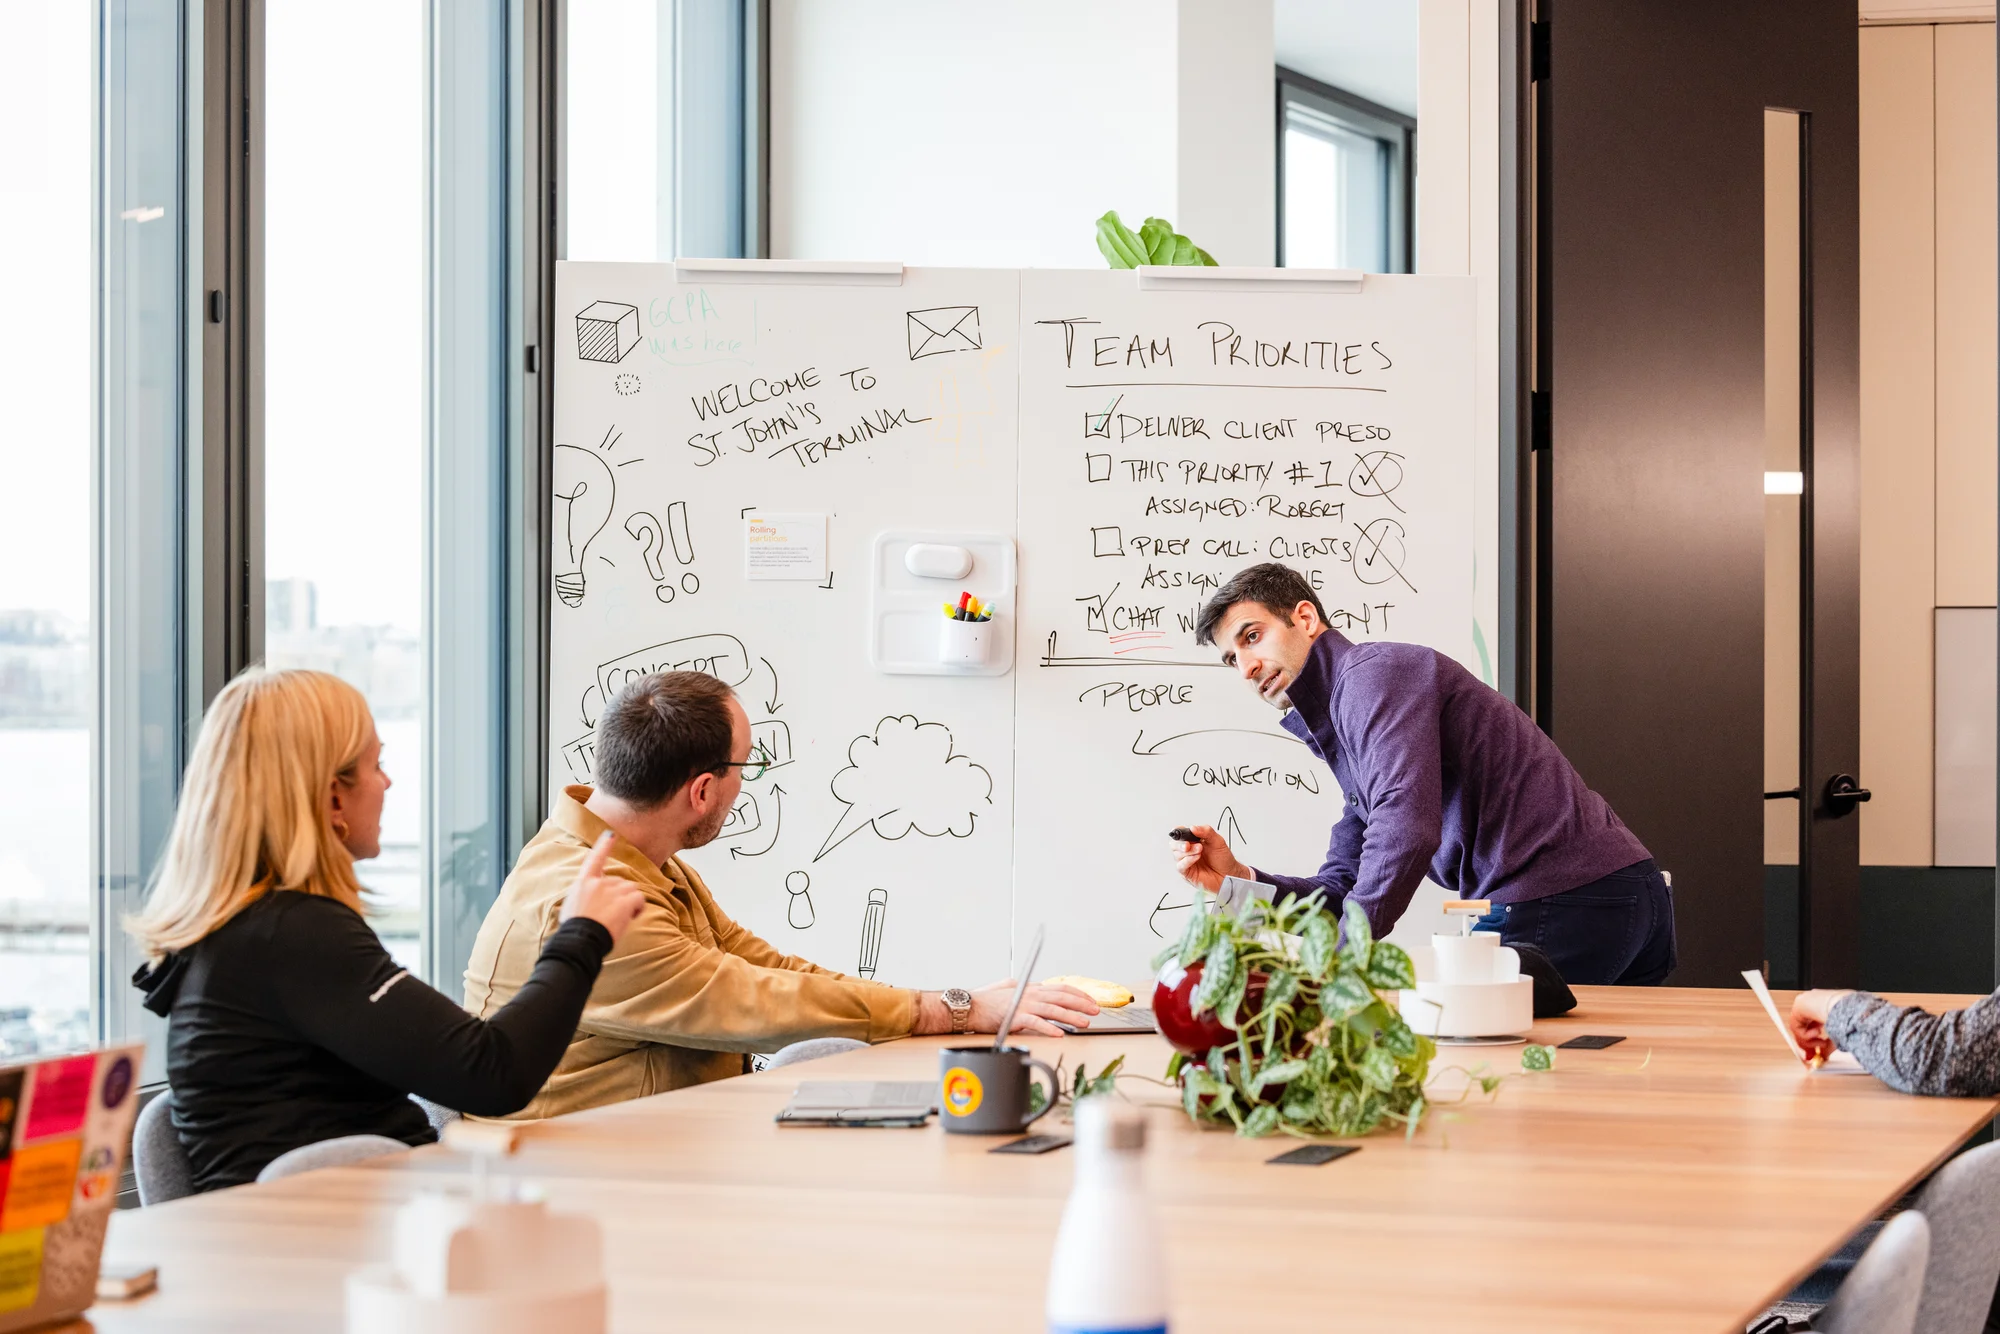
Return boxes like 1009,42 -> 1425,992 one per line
594,671 -> 737,807
1194,563 -> 1328,647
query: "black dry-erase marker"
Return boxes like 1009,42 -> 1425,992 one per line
1169,827 -> 1201,843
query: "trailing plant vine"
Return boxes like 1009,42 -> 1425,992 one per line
1154,895 -> 1433,1139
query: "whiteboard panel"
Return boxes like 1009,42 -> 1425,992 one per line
552,263 -> 1021,988
552,262 -> 1478,991
1012,271 -> 1478,979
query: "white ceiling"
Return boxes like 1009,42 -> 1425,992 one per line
1274,0 -> 1419,119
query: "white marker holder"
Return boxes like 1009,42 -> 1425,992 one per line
938,616 -> 993,667
868,530 -> 1015,676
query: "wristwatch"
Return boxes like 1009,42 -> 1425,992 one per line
941,987 -> 973,1035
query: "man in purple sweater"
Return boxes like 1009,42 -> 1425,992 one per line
1173,563 -> 1675,986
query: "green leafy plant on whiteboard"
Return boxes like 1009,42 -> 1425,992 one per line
1156,894 -> 1434,1138
1095,211 -> 1218,268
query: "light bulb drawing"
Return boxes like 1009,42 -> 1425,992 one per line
552,435 -> 618,608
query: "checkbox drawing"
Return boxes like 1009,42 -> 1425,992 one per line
1091,526 -> 1125,558
1083,393 -> 1122,439
1085,454 -> 1113,483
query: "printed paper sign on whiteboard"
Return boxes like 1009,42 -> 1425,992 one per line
744,513 -> 828,581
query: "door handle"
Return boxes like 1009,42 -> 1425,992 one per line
1822,773 -> 1872,818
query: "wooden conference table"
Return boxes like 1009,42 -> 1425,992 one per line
71,987 -> 2000,1334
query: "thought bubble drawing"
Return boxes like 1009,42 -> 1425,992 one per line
813,715 -> 993,862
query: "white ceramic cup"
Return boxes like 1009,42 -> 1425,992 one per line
1431,931 -> 1500,985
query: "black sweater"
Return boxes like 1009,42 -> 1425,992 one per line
134,890 -> 611,1192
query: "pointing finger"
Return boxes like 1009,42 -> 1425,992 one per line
580,831 -> 617,878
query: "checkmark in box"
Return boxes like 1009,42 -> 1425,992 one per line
1082,393 -> 1121,440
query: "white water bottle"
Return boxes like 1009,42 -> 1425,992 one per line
1046,1097 -> 1170,1334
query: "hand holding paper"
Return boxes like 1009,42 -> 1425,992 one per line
1741,970 -> 1867,1074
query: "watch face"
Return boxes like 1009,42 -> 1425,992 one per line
943,987 -> 972,1009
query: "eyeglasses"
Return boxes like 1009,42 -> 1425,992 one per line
717,745 -> 772,782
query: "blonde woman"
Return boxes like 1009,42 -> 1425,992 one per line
129,669 -> 643,1192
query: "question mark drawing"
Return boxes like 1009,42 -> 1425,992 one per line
624,511 -> 673,603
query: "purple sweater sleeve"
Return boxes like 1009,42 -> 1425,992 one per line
1255,806 -> 1363,911
1254,650 -> 1445,936
1331,651 -> 1446,935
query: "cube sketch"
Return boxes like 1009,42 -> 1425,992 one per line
576,300 -> 642,364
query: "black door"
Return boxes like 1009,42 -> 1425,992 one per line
1534,2 -> 1860,986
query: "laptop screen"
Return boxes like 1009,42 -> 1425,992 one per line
0,1042 -> 145,1330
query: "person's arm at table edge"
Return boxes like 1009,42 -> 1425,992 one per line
1793,987 -> 2000,1096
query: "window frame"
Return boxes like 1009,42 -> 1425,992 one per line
1275,65 -> 1416,275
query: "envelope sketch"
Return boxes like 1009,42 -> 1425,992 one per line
906,305 -> 982,359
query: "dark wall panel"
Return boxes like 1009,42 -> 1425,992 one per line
1541,2 -> 1857,986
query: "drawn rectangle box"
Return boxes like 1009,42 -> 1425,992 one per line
576,300 -> 641,364
1085,453 -> 1113,483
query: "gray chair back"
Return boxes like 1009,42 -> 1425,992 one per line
1913,1140 -> 2000,1334
255,1134 -> 411,1184
133,1090 -> 197,1206
1816,1211 -> 1931,1334
410,1094 -> 462,1133
761,1036 -> 869,1070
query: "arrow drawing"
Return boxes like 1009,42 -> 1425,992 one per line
1131,727 -> 1307,756
761,656 -> 783,715
1217,805 -> 1247,847
1149,891 -> 1196,939
1039,631 -> 1223,670
729,784 -> 785,859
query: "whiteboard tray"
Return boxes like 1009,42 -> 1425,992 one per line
869,530 -> 1015,676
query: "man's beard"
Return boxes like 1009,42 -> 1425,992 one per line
684,803 -> 729,849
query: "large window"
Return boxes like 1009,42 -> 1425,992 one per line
1277,67 -> 1413,274
0,3 -> 93,1057
263,0 -> 426,968
26,0 -> 761,1065
565,0 -> 754,262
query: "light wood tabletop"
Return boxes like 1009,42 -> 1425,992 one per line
69,986 -> 2000,1334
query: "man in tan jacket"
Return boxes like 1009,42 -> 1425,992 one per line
464,670 -> 1098,1118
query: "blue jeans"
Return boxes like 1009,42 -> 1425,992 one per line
1472,859 -> 1677,986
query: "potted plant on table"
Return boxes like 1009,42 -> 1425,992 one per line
1153,896 -> 1434,1138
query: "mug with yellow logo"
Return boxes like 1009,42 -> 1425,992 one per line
938,1046 -> 1060,1134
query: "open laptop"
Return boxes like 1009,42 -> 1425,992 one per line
0,1042 -> 145,1332
1054,1005 -> 1156,1035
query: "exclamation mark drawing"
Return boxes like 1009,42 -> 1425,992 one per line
857,889 -> 888,979
667,501 -> 699,597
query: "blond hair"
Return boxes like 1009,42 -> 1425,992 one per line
126,668 -> 376,960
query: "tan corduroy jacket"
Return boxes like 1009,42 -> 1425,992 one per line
463,786 -> 917,1118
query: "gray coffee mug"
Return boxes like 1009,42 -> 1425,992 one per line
938,1046 -> 1061,1134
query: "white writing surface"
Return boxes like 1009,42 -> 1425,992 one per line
551,262 -> 1477,991
552,263 -> 1020,987
1012,271 -> 1477,980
